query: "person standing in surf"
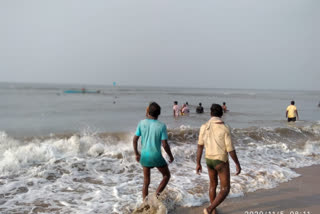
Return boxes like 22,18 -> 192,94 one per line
173,101 -> 180,117
196,102 -> 204,114
181,103 -> 190,115
222,102 -> 228,113
196,104 -> 241,214
133,102 -> 174,200
145,102 -> 152,118
286,100 -> 299,122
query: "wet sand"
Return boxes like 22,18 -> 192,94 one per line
173,165 -> 320,214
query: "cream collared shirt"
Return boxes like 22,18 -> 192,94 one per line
198,117 -> 235,162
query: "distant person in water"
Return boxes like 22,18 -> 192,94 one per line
146,106 -> 149,117
133,102 -> 174,200
145,102 -> 152,117
196,104 -> 241,214
181,103 -> 190,115
222,102 -> 228,113
286,100 -> 299,122
196,103 -> 204,114
173,101 -> 180,117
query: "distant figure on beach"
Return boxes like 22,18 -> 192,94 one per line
173,101 -> 180,117
133,102 -> 174,200
196,103 -> 204,114
286,101 -> 299,122
196,104 -> 241,214
181,103 -> 190,115
145,102 -> 151,117
222,102 -> 228,113
318,102 -> 320,108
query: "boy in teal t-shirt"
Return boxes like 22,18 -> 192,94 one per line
133,102 -> 174,200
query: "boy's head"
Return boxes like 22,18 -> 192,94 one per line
210,104 -> 223,117
174,101 -> 178,105
223,102 -> 226,105
291,100 -> 295,105
148,102 -> 161,118
199,102 -> 202,106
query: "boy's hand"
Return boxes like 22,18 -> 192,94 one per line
135,154 -> 140,163
236,164 -> 241,175
169,156 -> 174,163
196,164 -> 202,175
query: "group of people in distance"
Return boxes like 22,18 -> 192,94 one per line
133,100 -> 299,214
134,102 -> 241,214
174,101 -> 229,117
173,101 -> 190,117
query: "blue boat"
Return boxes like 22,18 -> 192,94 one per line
63,89 -> 101,94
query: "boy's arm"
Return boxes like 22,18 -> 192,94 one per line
295,110 -> 299,120
285,110 -> 288,118
229,150 -> 241,175
133,135 -> 140,163
196,145 -> 204,174
162,140 -> 174,163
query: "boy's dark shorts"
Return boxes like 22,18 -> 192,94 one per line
288,117 -> 296,122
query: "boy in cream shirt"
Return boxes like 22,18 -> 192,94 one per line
196,104 -> 241,214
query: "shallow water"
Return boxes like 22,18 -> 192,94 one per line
0,82 -> 320,213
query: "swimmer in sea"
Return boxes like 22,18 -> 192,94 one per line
222,102 -> 228,113
145,102 -> 151,117
133,102 -> 174,200
286,100 -> 299,122
196,104 -> 241,214
196,103 -> 204,114
173,101 -> 180,117
181,103 -> 190,115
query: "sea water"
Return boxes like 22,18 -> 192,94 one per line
0,82 -> 319,213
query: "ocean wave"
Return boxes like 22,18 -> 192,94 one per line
0,123 -> 319,213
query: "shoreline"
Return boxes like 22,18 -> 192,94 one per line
172,165 -> 320,214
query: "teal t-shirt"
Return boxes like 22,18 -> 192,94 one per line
135,119 -> 168,167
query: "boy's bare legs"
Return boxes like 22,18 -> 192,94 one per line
207,166 -> 218,203
142,165 -> 170,200
156,165 -> 171,196
205,163 -> 230,214
142,167 -> 151,200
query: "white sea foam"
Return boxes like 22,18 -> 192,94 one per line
0,125 -> 319,213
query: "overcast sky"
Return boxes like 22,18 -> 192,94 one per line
0,0 -> 319,90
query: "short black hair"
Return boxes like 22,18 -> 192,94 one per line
291,100 -> 295,105
199,102 -> 202,106
210,104 -> 223,117
174,101 -> 178,105
149,102 -> 161,118
223,102 -> 226,105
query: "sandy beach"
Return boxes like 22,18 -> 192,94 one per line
173,165 -> 320,214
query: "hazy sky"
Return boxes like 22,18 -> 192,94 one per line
1,0 -> 319,90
